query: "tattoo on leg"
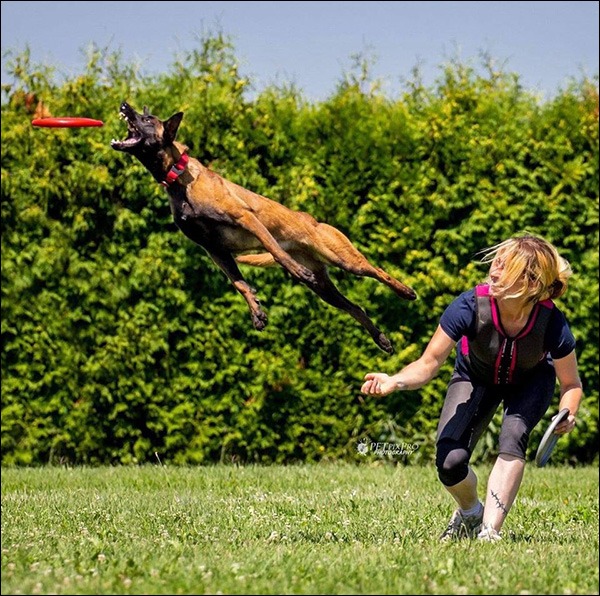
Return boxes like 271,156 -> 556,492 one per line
490,490 -> 509,516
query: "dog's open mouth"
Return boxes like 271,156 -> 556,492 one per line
110,107 -> 142,151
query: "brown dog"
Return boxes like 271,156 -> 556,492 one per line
111,102 -> 416,353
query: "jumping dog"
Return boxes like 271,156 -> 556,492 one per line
111,102 -> 416,353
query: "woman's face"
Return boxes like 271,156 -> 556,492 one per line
489,255 -> 529,297
489,257 -> 504,286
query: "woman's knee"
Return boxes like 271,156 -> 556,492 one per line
436,441 -> 470,486
498,415 -> 530,459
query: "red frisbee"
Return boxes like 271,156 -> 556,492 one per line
32,117 -> 104,128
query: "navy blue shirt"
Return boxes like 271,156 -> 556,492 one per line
440,288 -> 576,380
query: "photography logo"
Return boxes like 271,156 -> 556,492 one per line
357,438 -> 370,455
356,438 -> 419,457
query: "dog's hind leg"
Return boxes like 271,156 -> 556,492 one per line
310,223 -> 417,301
302,258 -> 394,354
235,253 -> 277,267
207,250 -> 268,330
237,250 -> 393,352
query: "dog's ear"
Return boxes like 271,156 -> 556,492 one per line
164,112 -> 184,144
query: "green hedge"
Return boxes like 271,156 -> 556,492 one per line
2,36 -> 598,465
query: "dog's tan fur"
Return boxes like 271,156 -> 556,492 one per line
111,103 -> 416,353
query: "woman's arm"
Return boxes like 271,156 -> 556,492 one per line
553,350 -> 583,434
361,325 -> 457,396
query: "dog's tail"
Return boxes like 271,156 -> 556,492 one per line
236,253 -> 277,267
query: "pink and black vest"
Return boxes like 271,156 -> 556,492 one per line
460,284 -> 554,385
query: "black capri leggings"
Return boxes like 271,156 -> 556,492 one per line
435,362 -> 556,487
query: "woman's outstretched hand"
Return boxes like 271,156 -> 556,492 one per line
361,373 -> 398,396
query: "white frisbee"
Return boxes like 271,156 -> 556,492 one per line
535,408 -> 570,467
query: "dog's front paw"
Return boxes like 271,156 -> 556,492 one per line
296,266 -> 317,286
251,309 -> 268,331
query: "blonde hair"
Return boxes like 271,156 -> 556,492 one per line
480,234 -> 572,302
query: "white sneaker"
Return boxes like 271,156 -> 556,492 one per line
477,523 -> 502,542
439,506 -> 484,541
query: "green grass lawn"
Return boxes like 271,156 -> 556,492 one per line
1,463 -> 598,595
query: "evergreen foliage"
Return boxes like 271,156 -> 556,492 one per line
2,36 -> 598,465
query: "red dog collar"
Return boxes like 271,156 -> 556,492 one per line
161,153 -> 189,188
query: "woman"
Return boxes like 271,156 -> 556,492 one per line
361,235 -> 582,541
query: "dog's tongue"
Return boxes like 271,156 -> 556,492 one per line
111,122 -> 142,149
